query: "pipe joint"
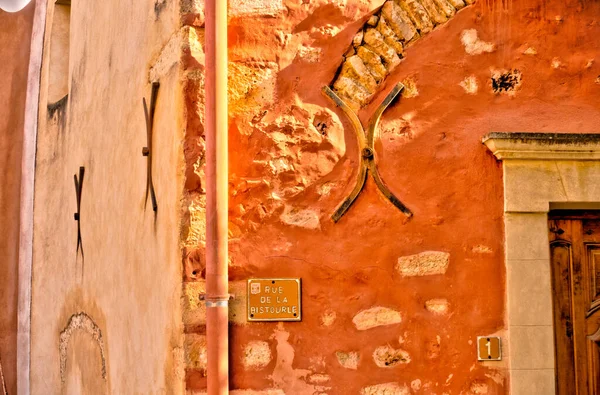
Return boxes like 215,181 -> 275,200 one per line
200,293 -> 234,308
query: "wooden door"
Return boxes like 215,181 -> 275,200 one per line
549,213 -> 600,395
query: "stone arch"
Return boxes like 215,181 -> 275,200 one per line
59,312 -> 108,394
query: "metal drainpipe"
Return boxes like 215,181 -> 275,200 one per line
204,0 -> 229,394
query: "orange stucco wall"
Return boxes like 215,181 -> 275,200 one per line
180,0 -> 600,393
0,3 -> 35,393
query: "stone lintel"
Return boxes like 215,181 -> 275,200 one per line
483,132 -> 600,160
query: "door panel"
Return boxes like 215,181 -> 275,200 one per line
550,240 -> 576,395
549,216 -> 600,395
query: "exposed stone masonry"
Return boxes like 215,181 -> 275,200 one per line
331,0 -> 474,108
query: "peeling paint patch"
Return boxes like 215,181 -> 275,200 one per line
308,373 -> 330,384
297,45 -> 322,63
243,341 -> 272,370
461,29 -> 495,55
469,381 -> 489,394
401,77 -> 419,98
352,306 -> 402,330
523,47 -> 537,56
485,370 -> 504,385
270,325 -> 330,393
551,57 -> 563,69
460,75 -> 478,94
360,382 -> 410,395
280,207 -> 320,229
229,0 -> 286,17
396,251 -> 449,277
373,345 -> 410,367
471,244 -> 492,254
59,312 -> 107,383
336,351 -> 360,369
426,336 -> 441,359
411,379 -> 422,391
320,310 -> 337,326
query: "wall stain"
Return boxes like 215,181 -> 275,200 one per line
59,312 -> 107,383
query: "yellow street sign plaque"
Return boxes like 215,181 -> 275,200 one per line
247,278 -> 301,322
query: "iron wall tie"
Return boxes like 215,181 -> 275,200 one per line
322,83 -> 412,222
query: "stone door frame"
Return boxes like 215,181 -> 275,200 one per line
484,132 -> 600,394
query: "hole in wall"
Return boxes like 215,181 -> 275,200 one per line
491,69 -> 522,94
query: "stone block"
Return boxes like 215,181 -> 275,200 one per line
504,160 -> 566,212
229,281 -> 248,325
396,251 -> 449,276
363,28 -> 401,67
418,0 -> 448,24
510,369 -> 555,395
509,325 -> 555,370
333,76 -> 371,107
425,298 -> 449,315
353,30 -> 364,47
229,0 -> 285,17
361,382 -> 410,395
555,161 -> 600,202
352,306 -> 402,330
372,345 -> 411,367
397,0 -> 434,34
433,0 -> 456,18
339,55 -> 378,93
184,334 -> 207,370
356,46 -> 387,82
243,341 -> 272,370
447,0 -> 465,9
504,213 -> 551,260
375,17 -> 405,56
506,260 -> 553,326
182,281 -> 206,327
381,1 -> 417,42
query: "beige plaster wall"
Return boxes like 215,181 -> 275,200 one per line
0,3 -> 35,394
30,0 -> 186,393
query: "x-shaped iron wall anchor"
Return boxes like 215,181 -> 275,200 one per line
322,83 -> 412,222
74,166 -> 84,256
142,82 -> 159,212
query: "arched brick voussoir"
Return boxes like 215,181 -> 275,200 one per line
329,0 -> 476,108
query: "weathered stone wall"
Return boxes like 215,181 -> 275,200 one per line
0,4 -> 35,394
184,0 -> 600,393
30,0 -> 186,393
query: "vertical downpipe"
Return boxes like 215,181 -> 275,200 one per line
205,0 -> 229,394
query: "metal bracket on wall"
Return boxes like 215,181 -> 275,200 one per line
74,166 -> 84,257
322,83 -> 412,223
142,81 -> 159,212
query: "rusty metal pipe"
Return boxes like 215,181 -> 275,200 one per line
205,0 -> 229,394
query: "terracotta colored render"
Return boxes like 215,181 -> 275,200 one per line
205,0 -> 229,394
0,4 -> 35,394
